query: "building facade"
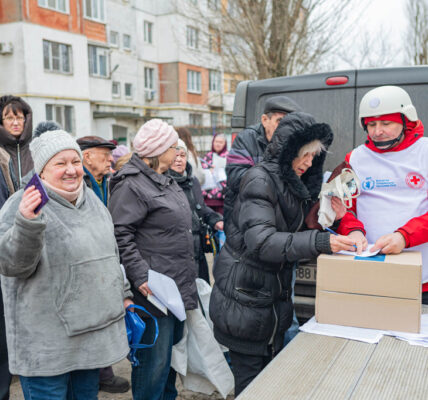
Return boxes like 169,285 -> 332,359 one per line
0,0 -> 236,149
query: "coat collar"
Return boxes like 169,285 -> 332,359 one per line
128,153 -> 173,188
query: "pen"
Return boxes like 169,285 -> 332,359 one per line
324,227 -> 358,249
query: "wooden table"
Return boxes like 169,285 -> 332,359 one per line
238,307 -> 428,400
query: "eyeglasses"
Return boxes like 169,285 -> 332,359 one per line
3,116 -> 25,124
169,146 -> 181,151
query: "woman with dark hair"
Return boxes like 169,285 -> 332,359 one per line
176,127 -> 205,184
0,96 -> 33,400
209,112 -> 357,396
0,96 -> 33,188
201,133 -> 228,214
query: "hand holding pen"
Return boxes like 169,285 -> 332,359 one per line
324,227 -> 362,254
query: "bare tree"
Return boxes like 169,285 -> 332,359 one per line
180,0 -> 360,80
407,0 -> 428,65
337,29 -> 399,69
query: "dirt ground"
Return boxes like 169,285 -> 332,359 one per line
9,255 -> 235,399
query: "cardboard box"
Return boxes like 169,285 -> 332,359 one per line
316,252 -> 422,333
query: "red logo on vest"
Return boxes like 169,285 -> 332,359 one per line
405,172 -> 425,189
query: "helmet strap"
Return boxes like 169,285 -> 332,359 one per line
369,114 -> 406,150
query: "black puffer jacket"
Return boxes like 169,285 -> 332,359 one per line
209,112 -> 333,356
109,154 -> 197,317
169,163 -> 222,283
223,123 -> 268,226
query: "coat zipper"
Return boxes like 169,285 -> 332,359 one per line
16,142 -> 22,188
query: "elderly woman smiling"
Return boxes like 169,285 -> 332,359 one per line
0,130 -> 131,400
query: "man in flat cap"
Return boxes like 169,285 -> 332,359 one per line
77,136 -> 130,393
77,136 -> 116,207
223,95 -> 301,225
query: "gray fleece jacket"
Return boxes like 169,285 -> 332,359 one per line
0,184 -> 130,376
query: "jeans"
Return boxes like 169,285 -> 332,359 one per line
132,313 -> 184,400
19,369 -> 100,400
283,266 -> 299,347
0,287 -> 12,400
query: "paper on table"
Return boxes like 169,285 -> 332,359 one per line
299,316 -> 384,343
148,270 -> 186,321
338,244 -> 380,257
300,315 -> 428,347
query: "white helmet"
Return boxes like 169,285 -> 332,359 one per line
359,86 -> 418,128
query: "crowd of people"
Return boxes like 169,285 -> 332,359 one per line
0,84 -> 426,400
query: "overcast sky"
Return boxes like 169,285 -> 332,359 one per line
331,0 -> 409,70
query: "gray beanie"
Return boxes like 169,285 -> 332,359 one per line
30,130 -> 83,174
177,138 -> 188,155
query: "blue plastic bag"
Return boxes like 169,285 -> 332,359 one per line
125,304 -> 159,366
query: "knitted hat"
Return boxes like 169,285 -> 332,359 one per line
112,144 -> 130,164
177,139 -> 188,155
363,112 -> 406,126
133,119 -> 178,158
30,130 -> 83,174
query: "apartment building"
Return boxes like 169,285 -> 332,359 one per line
0,0 -> 236,146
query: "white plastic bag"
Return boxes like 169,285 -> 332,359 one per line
171,279 -> 234,398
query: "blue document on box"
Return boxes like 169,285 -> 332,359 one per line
148,270 -> 186,321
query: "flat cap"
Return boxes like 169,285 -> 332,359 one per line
263,95 -> 302,115
77,135 -> 117,151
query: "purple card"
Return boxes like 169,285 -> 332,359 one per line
24,173 -> 49,213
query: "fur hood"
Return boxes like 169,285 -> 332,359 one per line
263,112 -> 333,200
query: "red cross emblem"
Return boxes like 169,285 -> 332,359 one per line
405,172 -> 425,189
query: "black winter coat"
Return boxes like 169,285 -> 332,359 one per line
109,154 -> 197,317
169,163 -> 222,283
210,112 -> 333,356
223,123 -> 268,227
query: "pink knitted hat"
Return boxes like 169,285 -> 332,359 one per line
133,119 -> 178,158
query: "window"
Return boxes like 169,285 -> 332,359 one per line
209,70 -> 221,92
186,26 -> 199,49
84,0 -> 105,22
189,113 -> 202,126
144,67 -> 154,89
208,0 -> 220,10
38,0 -> 68,13
187,70 -> 201,93
211,112 -> 220,127
123,34 -> 131,50
144,21 -> 153,44
43,40 -> 72,74
46,104 -> 75,133
113,125 -> 128,144
125,83 -> 132,98
110,31 -> 119,47
88,45 -> 109,77
112,81 -> 120,97
223,113 -> 232,127
209,27 -> 221,53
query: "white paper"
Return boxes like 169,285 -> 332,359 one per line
148,270 -> 186,321
300,314 -> 428,347
300,316 -> 384,343
338,244 -> 380,257
147,294 -> 168,315
201,169 -> 217,191
212,167 -> 226,183
212,153 -> 226,169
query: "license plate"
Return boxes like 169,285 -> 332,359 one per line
296,265 -> 316,283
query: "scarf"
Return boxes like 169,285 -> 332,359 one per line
42,179 -> 84,204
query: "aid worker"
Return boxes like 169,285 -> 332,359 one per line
336,86 -> 428,304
